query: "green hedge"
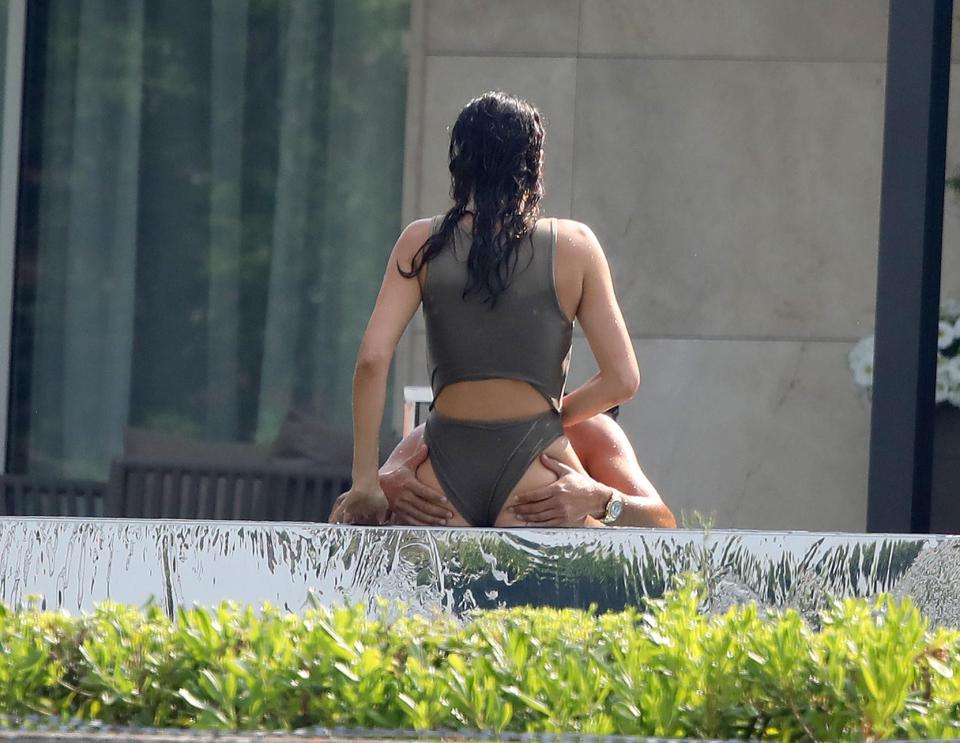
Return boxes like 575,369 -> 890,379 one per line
1,571 -> 959,740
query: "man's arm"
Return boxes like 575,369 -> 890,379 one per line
567,414 -> 676,527
510,413 -> 676,528
381,423 -> 424,474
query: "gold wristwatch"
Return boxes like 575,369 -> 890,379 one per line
602,490 -> 624,524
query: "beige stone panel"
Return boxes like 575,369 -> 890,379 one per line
419,55 -> 576,218
573,58 -> 884,339
941,64 -> 960,301
566,337 -> 870,532
389,328 -> 429,433
400,331 -> 869,532
580,0 -> 888,60
405,328 -> 430,389
897,60 -> 960,311
952,10 -> 960,64
424,0 -> 579,55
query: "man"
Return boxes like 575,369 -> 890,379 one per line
332,408 -> 676,528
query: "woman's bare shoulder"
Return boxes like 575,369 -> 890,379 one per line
553,217 -> 590,233
393,217 -> 434,262
403,216 -> 435,242
551,217 -> 604,265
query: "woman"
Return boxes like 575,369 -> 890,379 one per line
334,91 -> 639,527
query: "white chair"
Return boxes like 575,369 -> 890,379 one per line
402,385 -> 433,435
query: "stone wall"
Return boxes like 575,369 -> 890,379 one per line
396,1 -> 960,531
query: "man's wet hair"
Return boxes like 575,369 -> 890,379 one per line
603,405 -> 620,421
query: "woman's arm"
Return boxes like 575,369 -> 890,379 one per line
560,223 -> 640,428
333,219 -> 430,524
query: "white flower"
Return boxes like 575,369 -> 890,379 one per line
940,355 -> 960,409
948,387 -> 960,408
848,335 -> 874,390
937,361 -> 952,403
939,320 -> 957,350
945,355 -> 960,386
852,359 -> 873,389
848,335 -> 873,364
848,309 -> 960,401
942,298 -> 960,322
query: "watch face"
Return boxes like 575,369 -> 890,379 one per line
607,497 -> 623,522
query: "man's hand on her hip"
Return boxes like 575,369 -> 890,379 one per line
381,442 -> 454,526
508,453 -> 610,526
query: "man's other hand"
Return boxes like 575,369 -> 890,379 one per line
382,442 -> 454,526
509,453 -> 611,526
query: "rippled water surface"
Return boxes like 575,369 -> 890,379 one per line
0,518 -> 956,627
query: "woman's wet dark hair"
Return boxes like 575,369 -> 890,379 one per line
398,91 -> 545,306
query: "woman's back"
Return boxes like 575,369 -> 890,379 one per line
333,91 -> 638,527
422,213 -> 575,420
412,212 -> 597,527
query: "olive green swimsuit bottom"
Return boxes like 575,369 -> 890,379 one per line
423,407 -> 564,527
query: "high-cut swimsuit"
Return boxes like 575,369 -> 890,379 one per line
421,214 -> 574,527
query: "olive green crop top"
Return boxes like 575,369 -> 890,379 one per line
421,215 -> 574,412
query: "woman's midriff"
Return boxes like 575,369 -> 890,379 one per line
418,379 -> 588,527
433,378 -> 554,419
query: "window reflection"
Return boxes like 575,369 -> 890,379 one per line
10,0 -> 409,479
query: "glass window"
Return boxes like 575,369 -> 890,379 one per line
10,0 -> 410,479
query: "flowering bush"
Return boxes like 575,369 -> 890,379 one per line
849,299 -> 960,406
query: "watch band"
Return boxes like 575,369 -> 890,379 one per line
602,489 -> 622,524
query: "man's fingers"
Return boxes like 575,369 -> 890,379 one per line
398,493 -> 451,520
513,499 -> 559,517
403,442 -> 431,470
511,486 -> 554,505
407,479 -> 448,505
519,509 -> 564,525
540,452 -> 576,477
391,505 -> 438,527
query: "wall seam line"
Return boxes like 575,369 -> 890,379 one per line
426,50 -> 892,65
